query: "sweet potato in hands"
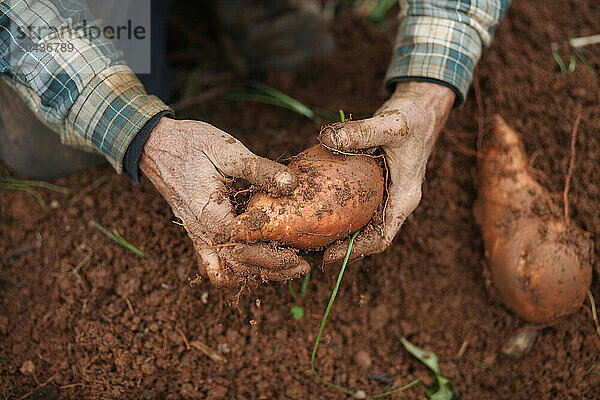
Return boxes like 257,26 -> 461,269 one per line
231,145 -> 384,249
475,115 -> 593,324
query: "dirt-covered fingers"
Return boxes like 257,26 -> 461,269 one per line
223,243 -> 310,271
195,245 -> 236,286
196,243 -> 309,286
318,113 -> 411,152
200,126 -> 297,196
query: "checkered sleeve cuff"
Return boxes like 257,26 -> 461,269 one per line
64,65 -> 172,173
385,15 -> 482,106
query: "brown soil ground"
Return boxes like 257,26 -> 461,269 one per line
2,0 -> 600,399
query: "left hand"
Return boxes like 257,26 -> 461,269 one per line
320,81 -> 455,264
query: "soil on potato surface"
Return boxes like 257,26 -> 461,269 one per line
2,1 -> 600,399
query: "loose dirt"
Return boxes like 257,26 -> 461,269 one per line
1,1 -> 599,398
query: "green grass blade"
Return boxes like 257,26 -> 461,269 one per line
371,378 -> 421,398
339,109 -> 346,123
249,81 -> 315,120
288,279 -> 300,300
551,48 -> 566,77
310,231 -> 421,398
570,43 -> 593,70
310,231 -> 359,396
299,270 -> 311,298
0,182 -> 46,208
224,82 -> 337,123
312,106 -> 338,121
92,220 -> 152,259
224,92 -> 316,120
2,176 -> 70,194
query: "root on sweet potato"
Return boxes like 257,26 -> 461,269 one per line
231,145 -> 384,250
475,115 -> 593,324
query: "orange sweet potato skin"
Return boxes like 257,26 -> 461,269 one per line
475,115 -> 592,324
231,145 -> 384,249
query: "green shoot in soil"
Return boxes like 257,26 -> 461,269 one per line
310,231 -> 361,396
397,335 -> 459,399
310,231 -> 420,397
339,109 -> 346,123
0,176 -> 70,209
568,55 -> 577,72
92,220 -> 152,259
224,81 -> 337,123
289,270 -> 312,301
288,269 -> 312,319
551,46 -> 566,77
291,306 -> 305,320
569,42 -> 592,70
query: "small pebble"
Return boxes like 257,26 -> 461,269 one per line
354,350 -> 372,369
201,292 -> 209,304
352,390 -> 366,399
502,327 -> 538,358
20,360 -> 35,375
218,343 -> 231,354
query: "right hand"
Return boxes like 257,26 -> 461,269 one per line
139,118 -> 310,286
320,81 -> 455,264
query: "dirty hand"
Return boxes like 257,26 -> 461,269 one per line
139,118 -> 310,286
320,81 -> 455,264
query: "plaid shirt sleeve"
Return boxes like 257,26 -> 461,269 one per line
0,0 -> 172,173
385,0 -> 511,105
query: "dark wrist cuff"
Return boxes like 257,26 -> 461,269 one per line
123,110 -> 173,184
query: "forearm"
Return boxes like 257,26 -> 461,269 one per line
385,0 -> 511,105
0,0 -> 171,173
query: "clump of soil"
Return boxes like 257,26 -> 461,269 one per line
1,1 -> 600,399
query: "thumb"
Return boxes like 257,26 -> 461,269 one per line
203,129 -> 297,196
319,114 -> 408,151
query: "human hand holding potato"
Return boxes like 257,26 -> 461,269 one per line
139,118 -> 310,286
321,81 -> 455,264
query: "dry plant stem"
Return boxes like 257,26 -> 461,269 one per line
59,383 -> 84,390
176,327 -> 191,350
445,130 -> 484,159
587,290 -> 600,342
563,106 -> 582,225
190,340 -> 227,363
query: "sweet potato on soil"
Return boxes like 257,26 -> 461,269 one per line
475,115 -> 593,324
231,145 -> 384,249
